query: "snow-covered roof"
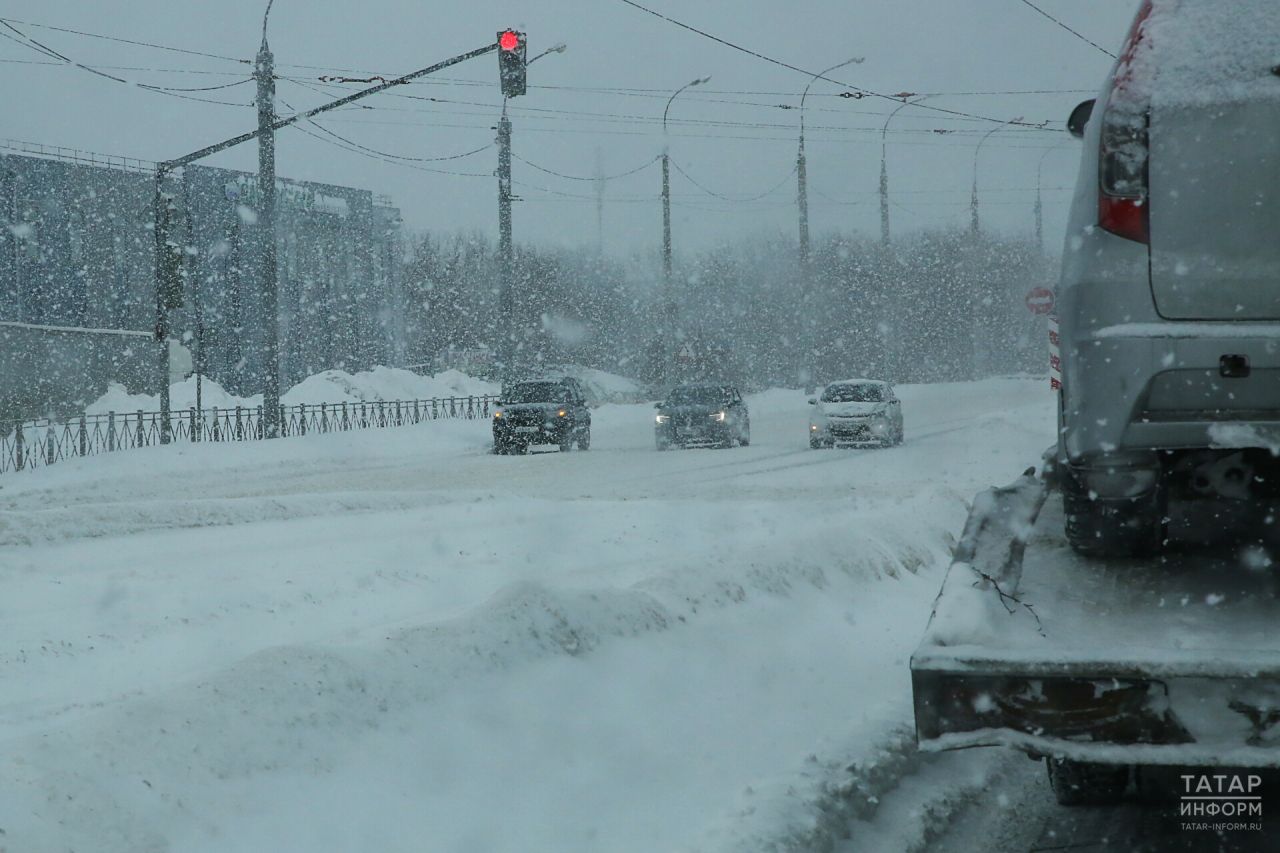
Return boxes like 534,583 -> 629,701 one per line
1133,0 -> 1280,108
825,378 -> 891,389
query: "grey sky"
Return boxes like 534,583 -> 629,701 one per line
2,0 -> 1137,255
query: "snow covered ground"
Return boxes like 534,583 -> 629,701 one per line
85,366 -> 500,415
0,378 -> 1055,852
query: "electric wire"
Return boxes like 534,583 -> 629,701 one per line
613,0 -> 1053,129
278,97 -> 492,177
512,153 -> 659,182
1013,0 -> 1117,59
0,15 -> 250,64
289,74 -> 1063,132
0,22 -> 251,105
669,158 -> 797,203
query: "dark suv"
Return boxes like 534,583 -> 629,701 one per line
492,377 -> 591,454
654,384 -> 750,450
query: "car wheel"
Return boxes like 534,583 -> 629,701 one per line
577,428 -> 590,451
1046,758 -> 1129,806
738,430 -> 750,447
810,437 -> 823,449
512,441 -> 528,456
1062,468 -> 1165,558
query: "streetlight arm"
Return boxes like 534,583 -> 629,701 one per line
664,76 -> 710,136
261,0 -> 275,46
800,57 -> 862,138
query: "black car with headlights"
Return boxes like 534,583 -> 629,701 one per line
654,384 -> 749,450
492,378 -> 591,454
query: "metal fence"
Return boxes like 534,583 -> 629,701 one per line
0,395 -> 498,475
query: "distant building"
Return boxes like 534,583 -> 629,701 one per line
0,143 -> 402,422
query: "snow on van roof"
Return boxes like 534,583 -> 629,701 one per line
1137,0 -> 1280,108
826,378 -> 889,388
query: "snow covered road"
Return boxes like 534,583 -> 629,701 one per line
0,378 -> 1056,852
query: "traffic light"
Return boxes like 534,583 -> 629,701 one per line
498,30 -> 526,98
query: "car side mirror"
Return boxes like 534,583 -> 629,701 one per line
1067,98 -> 1095,139
807,398 -> 817,405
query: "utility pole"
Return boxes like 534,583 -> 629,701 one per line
797,136 -> 809,265
497,110 -> 514,382
255,32 -> 280,437
1034,186 -> 1043,252
594,146 -> 605,257
152,169 -> 177,444
181,171 -> 202,437
797,59 -> 858,393
971,117 -> 1021,237
661,77 -> 708,384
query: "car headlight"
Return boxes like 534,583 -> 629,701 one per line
655,414 -> 669,424
557,409 -> 567,418
810,424 -> 819,432
493,410 -> 504,419
711,411 -> 727,422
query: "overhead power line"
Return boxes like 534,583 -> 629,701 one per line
0,22 -> 251,105
669,158 -> 797,203
1013,0 -> 1117,59
513,153 -> 659,182
277,98 -> 492,178
613,0 -> 1050,129
0,15 -> 250,64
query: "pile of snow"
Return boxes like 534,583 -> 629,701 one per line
283,366 -> 496,406
85,367 -> 498,415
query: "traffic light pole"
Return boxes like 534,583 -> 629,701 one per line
149,40 -> 499,440
497,111 -> 514,382
256,37 -> 280,438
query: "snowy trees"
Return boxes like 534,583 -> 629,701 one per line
397,227 -> 1053,390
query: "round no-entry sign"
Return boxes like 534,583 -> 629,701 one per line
1025,287 -> 1055,315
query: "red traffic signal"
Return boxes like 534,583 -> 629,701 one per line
497,30 -> 527,97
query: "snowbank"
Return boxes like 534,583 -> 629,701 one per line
2,378 -> 1057,853
85,367 -> 498,415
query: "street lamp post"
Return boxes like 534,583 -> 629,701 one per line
661,76 -> 709,382
970,116 -> 1022,236
879,95 -> 927,246
798,58 -> 861,265
1034,141 -> 1067,253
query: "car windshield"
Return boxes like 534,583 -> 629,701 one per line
822,384 -> 885,403
666,386 -> 728,405
502,382 -> 563,403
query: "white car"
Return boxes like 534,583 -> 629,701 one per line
808,379 -> 903,448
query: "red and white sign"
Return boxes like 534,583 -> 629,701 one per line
1026,287 -> 1056,315
1048,314 -> 1062,391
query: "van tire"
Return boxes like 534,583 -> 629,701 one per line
1063,470 -> 1165,558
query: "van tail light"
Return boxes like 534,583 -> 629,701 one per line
1097,0 -> 1153,245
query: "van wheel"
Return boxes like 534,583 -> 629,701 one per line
577,428 -> 590,451
1063,470 -> 1165,558
1046,758 -> 1128,806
